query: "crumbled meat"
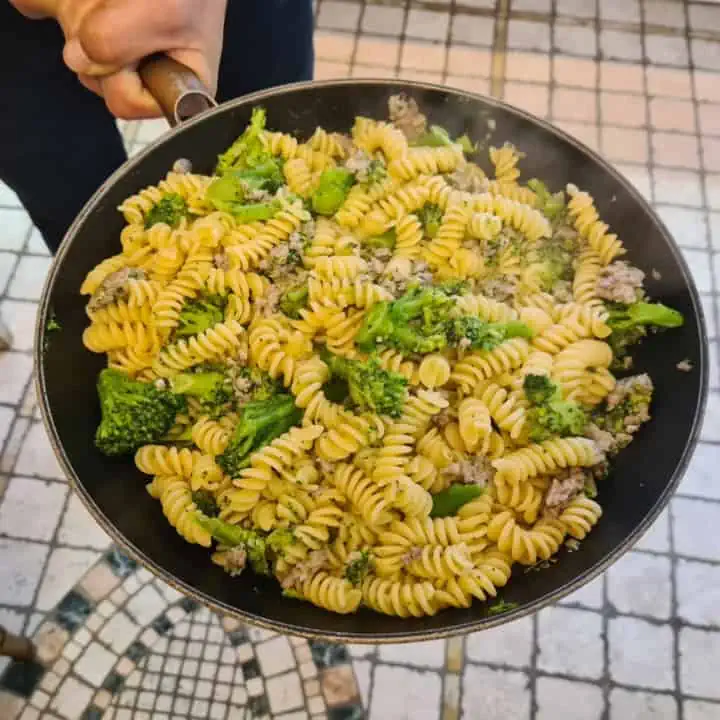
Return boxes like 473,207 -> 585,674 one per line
551,280 -> 573,303
402,546 -> 423,566
378,259 -> 432,296
214,252 -> 230,270
345,149 -> 373,180
543,467 -> 586,516
280,549 -> 330,589
388,94 -> 427,141
444,456 -> 494,486
478,277 -> 517,302
447,163 -> 486,193
565,538 -> 581,551
253,285 -> 281,317
434,408 -> 453,428
651,268 -> 662,281
214,547 -> 247,577
231,375 -> 253,404
677,358 -> 693,372
88,267 -> 145,312
585,423 -> 616,454
596,261 -> 645,304
244,185 -> 273,203
606,373 -> 653,411
172,158 -> 193,174
318,459 -> 335,477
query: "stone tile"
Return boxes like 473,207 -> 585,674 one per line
0,691 -> 24,720
50,677 -> 93,720
557,0 -> 596,19
555,121 -> 600,152
536,677 -> 604,720
34,622 -> 69,665
647,67 -> 693,99
317,31 -> 356,63
125,584 -> 167,626
676,558 -> 720,627
692,39 -> 720,73
601,30 -> 643,62
446,75 -> 491,95
672,496 -> 720,561
378,639 -> 446,669
353,659 -> 371,708
451,14 -> 495,46
266,671 -> 303,714
351,65 -> 397,79
316,1 -> 360,31
602,92 -> 645,128
257,636 -> 296,676
700,393 -> 720,441
508,20 -> 551,52
0,208 -> 31,251
369,665 -> 442,720
600,0 -> 640,22
646,1 -> 685,28
75,642 -> 117,686
538,606 -> 603,679
406,9 -> 449,41
704,137 -> 720,173
553,87 -> 597,123
57,493 -> 110,549
680,627 -> 720,699
609,688 -> 678,720
401,42 -> 447,73
653,168 -> 703,207
637,458 -> 676,518
506,52 -> 550,84
0,476 -> 67,541
447,48 -> 492,77
36,547 -> 99,611
2,416 -> 29,473
0,351 -> 32,404
601,126 -> 648,164
461,665 -> 530,720
135,119 -> 169,144
616,163 -> 653,202
503,82 -> 550,118
656,206 -> 707,248
25,228 -> 49,256
361,5 -> 405,36
7,255 -> 52,300
608,616 -> 674,690
511,0 -> 550,9
653,132 -> 700,170
15,422 -> 64,479
321,665 -> 358,706
607,551 -> 672,619
0,252 -> 18,294
554,24 -> 597,57
685,700 -> 720,720
0,538 -> 49,606
0,181 -> 20,206
650,98 -> 696,133
600,61 -> 644,94
0,406 -> 14,456
465,615 -> 533,668
646,34 -> 688,67
706,174 -> 720,210
679,444 -> 720,499
99,612 -> 139,654
700,104 -> 720,137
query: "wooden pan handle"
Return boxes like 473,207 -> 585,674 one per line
139,54 -> 217,126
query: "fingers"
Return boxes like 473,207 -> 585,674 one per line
99,68 -> 164,120
64,37 -> 120,78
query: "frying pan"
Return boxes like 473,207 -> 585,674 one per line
34,56 -> 708,642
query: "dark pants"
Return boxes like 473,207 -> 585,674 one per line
0,0 -> 314,254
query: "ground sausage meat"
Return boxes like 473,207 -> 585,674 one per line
388,94 -> 427,141
596,261 -> 645,304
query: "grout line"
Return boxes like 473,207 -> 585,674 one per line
489,0 -> 510,98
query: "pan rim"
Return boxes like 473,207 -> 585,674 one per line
34,78 -> 709,642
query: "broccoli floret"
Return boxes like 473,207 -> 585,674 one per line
279,284 -> 309,319
323,352 -> 408,418
527,236 -> 577,293
364,228 -> 397,251
523,374 -> 588,442
194,514 -> 270,574
344,550 -> 373,587
47,313 -> 61,333
95,369 -> 186,456
191,490 -> 219,517
412,125 -> 477,154
606,301 -> 684,365
487,599 -> 519,615
144,193 -> 189,229
267,528 -> 296,555
593,375 -> 654,438
169,370 -> 234,419
311,168 -> 356,216
216,394 -> 302,477
215,106 -> 272,176
417,203 -> 443,238
446,316 -> 534,351
176,295 -> 226,338
365,159 -> 388,185
435,279 -> 469,297
528,178 -> 565,221
206,160 -> 284,214
356,285 -> 455,354
234,367 -> 282,403
430,484 -> 484,518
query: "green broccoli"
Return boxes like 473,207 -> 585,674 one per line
311,168 -> 356,216
344,550 -> 373,586
430,484 -> 484,518
279,284 -> 309,319
606,301 -> 684,363
446,316 -> 534,351
234,367 -> 282,403
144,193 -> 189,229
194,514 -> 270,575
526,236 -> 577,293
365,159 -> 388,185
356,285 -> 455,354
523,374 -> 588,442
44,310 -> 61,352
592,375 -> 654,440
323,352 -> 408,418
206,160 -> 284,214
95,369 -> 186,456
435,279 -> 469,297
176,295 -> 226,338
364,228 -> 397,251
215,106 -> 272,175
412,125 -> 477,154
487,599 -> 519,615
169,370 -> 234,419
216,394 -> 302,477
528,178 -> 565,221
267,528 -> 296,556
191,490 -> 219,517
417,203 -> 443,238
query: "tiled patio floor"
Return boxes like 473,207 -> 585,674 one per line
1,0 -> 720,718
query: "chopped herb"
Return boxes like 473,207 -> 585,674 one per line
487,599 -> 519,615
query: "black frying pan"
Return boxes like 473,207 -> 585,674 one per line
34,57 -> 709,642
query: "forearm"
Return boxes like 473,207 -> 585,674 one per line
9,0 -> 59,19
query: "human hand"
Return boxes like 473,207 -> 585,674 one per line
57,0 -> 227,119
9,0 -> 59,19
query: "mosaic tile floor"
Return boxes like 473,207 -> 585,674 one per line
1,0 -> 720,718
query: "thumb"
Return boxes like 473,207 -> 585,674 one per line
63,37 -> 119,78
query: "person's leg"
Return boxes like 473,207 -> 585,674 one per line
0,5 -> 128,255
217,0 -> 314,101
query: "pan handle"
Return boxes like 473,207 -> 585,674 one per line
139,54 -> 217,127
